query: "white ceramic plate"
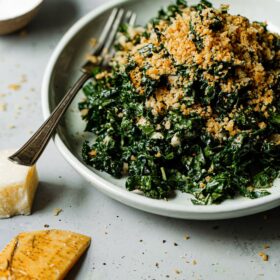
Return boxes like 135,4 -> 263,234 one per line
42,0 -> 280,220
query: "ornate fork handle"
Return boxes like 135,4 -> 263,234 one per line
9,8 -> 136,166
9,73 -> 90,166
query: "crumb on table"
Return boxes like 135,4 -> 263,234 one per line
259,251 -> 269,261
53,208 -> 63,216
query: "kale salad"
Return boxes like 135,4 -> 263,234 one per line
79,0 -> 280,205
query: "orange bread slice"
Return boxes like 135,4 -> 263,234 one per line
0,229 -> 91,279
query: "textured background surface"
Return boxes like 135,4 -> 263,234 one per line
0,0 -> 280,279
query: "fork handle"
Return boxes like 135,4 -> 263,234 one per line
9,72 -> 91,166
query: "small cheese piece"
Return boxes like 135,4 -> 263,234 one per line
0,149 -> 39,218
0,230 -> 91,279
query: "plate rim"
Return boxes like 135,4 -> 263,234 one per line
41,0 -> 280,219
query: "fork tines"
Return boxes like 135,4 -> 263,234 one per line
82,8 -> 137,72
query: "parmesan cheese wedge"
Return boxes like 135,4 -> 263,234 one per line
0,230 -> 91,279
0,149 -> 39,218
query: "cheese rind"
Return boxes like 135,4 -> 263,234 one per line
0,230 -> 91,279
0,149 -> 39,218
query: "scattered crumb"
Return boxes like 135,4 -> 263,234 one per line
263,244 -> 270,249
174,242 -> 178,246
89,38 -> 97,47
44,224 -> 50,228
259,251 -> 269,261
53,208 -> 63,216
162,240 -> 166,244
8,124 -> 15,129
184,234 -> 190,240
8,84 -> 21,91
80,108 -> 89,117
155,262 -> 159,268
175,269 -> 181,275
192,260 -> 197,265
86,54 -> 100,64
0,103 -> 7,112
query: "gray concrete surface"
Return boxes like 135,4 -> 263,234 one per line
0,0 -> 279,279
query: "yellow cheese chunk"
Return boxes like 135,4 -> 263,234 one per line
0,230 -> 91,279
0,149 -> 39,218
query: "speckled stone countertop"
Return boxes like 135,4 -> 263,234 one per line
0,0 -> 280,279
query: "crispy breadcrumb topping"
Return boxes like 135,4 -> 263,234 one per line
115,3 -> 280,140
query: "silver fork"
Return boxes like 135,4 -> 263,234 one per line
9,8 -> 137,166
